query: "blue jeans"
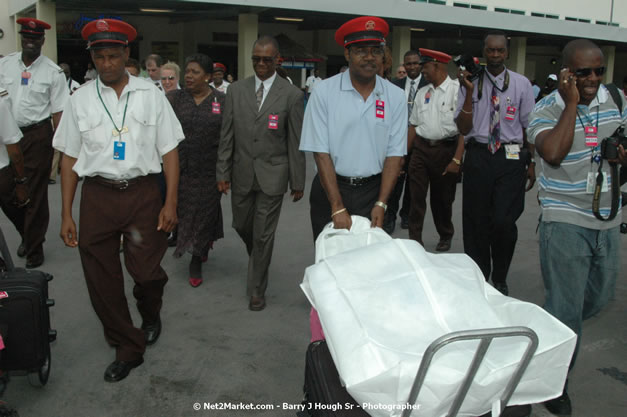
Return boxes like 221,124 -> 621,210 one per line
539,221 -> 620,368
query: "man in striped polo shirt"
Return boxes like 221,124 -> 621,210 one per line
528,39 -> 627,416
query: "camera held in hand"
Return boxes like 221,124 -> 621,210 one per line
601,126 -> 627,160
453,54 -> 483,81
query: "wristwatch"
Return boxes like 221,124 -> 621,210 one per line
452,158 -> 462,166
14,176 -> 28,184
375,201 -> 387,211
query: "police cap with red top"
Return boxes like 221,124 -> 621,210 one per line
419,48 -> 452,64
335,16 -> 389,48
213,63 -> 226,73
81,19 -> 137,50
17,18 -> 51,37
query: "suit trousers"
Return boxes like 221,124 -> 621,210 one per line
309,174 -> 381,242
78,176 -> 168,362
408,137 -> 458,244
462,142 -> 526,284
386,152 -> 411,221
231,177 -> 284,297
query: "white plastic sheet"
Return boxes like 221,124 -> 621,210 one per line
301,217 -> 576,417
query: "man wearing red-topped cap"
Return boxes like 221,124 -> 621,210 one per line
406,48 -> 462,252
210,62 -> 229,94
0,18 -> 69,269
300,16 -> 407,241
52,19 -> 184,382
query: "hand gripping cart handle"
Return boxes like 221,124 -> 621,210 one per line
401,326 -> 539,417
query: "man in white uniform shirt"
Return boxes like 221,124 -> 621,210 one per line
407,48 -> 463,252
53,19 -> 183,382
0,18 -> 68,268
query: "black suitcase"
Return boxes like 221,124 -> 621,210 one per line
0,228 -> 56,386
300,340 -> 370,417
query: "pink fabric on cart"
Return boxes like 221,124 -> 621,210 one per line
310,307 -> 325,342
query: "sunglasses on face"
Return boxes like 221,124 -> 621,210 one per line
573,66 -> 606,77
252,56 -> 276,64
350,46 -> 385,58
161,76 -> 176,81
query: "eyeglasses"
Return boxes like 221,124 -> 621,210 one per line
573,66 -> 606,77
161,76 -> 176,81
350,46 -> 385,58
252,56 -> 277,64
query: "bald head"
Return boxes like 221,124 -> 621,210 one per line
562,39 -> 602,67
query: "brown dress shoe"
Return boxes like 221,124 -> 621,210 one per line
249,295 -> 266,311
435,238 -> 452,252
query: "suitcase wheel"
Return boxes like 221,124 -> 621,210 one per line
27,347 -> 51,387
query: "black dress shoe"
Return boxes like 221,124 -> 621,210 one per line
382,215 -> 396,235
25,254 -> 44,269
141,317 -> 162,346
104,358 -> 144,382
17,242 -> 26,258
493,282 -> 509,296
400,216 -> 409,229
249,295 -> 266,311
544,392 -> 572,416
435,238 -> 452,252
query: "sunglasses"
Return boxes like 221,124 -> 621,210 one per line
573,66 -> 606,77
350,46 -> 385,58
161,76 -> 176,81
252,56 -> 277,64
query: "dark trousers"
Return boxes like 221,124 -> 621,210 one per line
386,153 -> 411,221
0,123 -> 53,258
0,166 -> 26,239
309,174 -> 380,242
78,176 -> 168,362
462,142 -> 526,284
408,137 -> 458,244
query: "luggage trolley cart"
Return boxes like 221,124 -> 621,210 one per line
302,326 -> 538,417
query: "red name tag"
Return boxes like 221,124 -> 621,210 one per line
0,291 -> 8,299
212,102 -> 221,114
585,126 -> 598,146
505,106 -> 516,121
268,114 -> 279,130
375,99 -> 385,119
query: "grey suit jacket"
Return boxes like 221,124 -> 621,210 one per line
216,75 -> 306,196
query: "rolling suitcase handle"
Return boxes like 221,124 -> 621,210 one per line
0,227 -> 15,272
401,326 -> 539,417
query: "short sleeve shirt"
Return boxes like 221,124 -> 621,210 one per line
0,91 -> 23,170
409,76 -> 459,140
527,86 -> 626,229
52,76 -> 185,180
299,71 -> 407,177
455,68 -> 535,144
0,52 -> 68,126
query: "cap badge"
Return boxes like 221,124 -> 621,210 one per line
365,20 -> 375,30
28,21 -> 36,29
96,19 -> 109,32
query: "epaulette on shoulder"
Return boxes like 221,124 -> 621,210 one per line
0,88 -> 8,97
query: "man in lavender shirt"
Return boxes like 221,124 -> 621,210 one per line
455,31 -> 536,301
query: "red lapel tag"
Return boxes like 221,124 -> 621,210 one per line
212,102 -> 221,114
268,114 -> 279,130
375,99 -> 385,119
0,291 -> 8,299
505,106 -> 516,121
585,126 -> 598,146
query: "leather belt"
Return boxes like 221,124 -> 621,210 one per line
420,135 -> 457,147
20,118 -> 51,134
466,138 -> 522,150
336,173 -> 381,187
87,175 -> 152,190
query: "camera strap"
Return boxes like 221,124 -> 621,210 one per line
592,159 -> 620,221
478,69 -> 509,100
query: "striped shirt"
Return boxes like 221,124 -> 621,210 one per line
528,85 -> 626,229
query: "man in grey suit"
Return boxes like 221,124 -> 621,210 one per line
217,35 -> 306,311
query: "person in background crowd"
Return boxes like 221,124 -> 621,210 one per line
380,46 -> 393,80
161,61 -> 180,93
539,73 -> 558,101
125,58 -> 141,77
528,39 -> 627,417
145,54 -> 164,91
531,78 -> 541,101
226,73 -> 234,83
0,18 -> 68,268
339,65 -> 348,73
275,66 -> 293,84
168,54 -> 224,288
455,31 -> 536,305
300,16 -> 406,241
210,62 -> 230,93
216,35 -> 306,312
84,61 -> 97,82
54,19 -> 183,383
60,63 -> 80,93
305,69 -> 322,98
622,75 -> 627,97
396,65 -> 406,80
384,49 -> 429,234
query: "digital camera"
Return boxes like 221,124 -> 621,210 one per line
601,126 -> 627,160
453,54 -> 483,81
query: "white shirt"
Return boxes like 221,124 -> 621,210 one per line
210,80 -> 230,94
0,52 -> 68,127
254,72 -> 277,108
404,75 -> 423,102
0,90 -> 23,170
68,78 -> 80,94
409,76 -> 460,140
300,71 -> 407,177
306,75 -> 322,93
53,76 -> 185,179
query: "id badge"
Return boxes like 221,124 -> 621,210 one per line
504,143 -> 520,160
375,99 -> 385,119
585,126 -> 598,147
113,141 -> 126,160
268,114 -> 278,130
586,171 -> 609,193
21,71 -> 31,86
505,106 -> 516,121
212,101 -> 221,114
424,91 -> 431,105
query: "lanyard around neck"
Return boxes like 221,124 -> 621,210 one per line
575,106 -> 599,131
96,78 -> 130,139
478,69 -> 509,100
